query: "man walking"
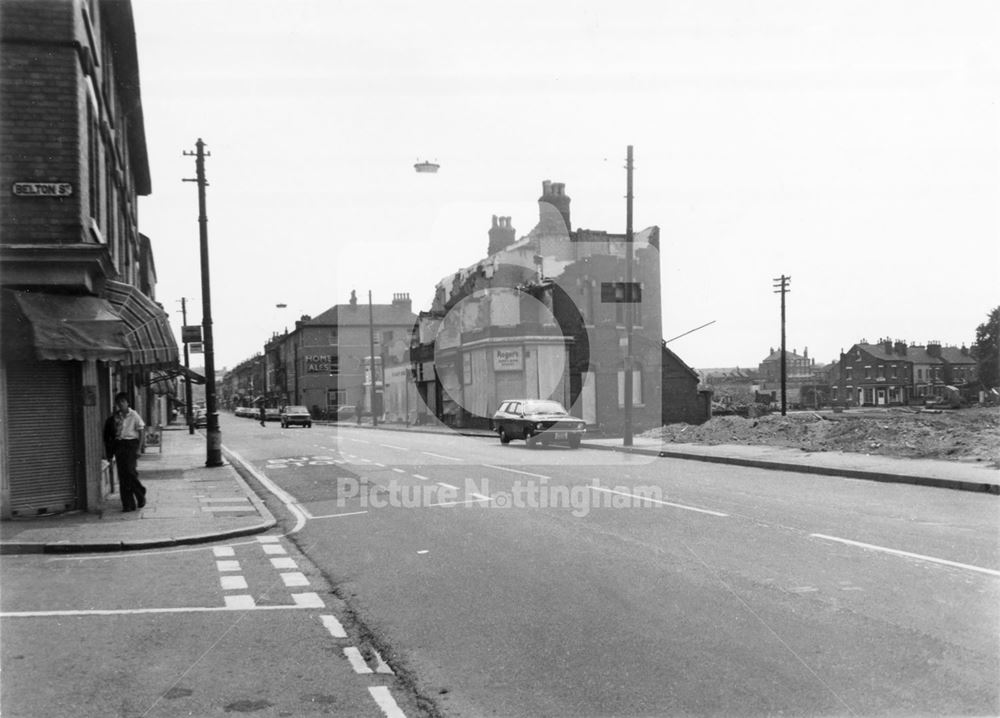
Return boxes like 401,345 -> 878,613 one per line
104,392 -> 147,512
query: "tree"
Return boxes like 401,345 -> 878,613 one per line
973,305 -> 999,390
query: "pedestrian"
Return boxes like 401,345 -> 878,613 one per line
259,404 -> 266,427
104,392 -> 147,512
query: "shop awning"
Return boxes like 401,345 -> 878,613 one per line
146,365 -> 206,394
0,289 -> 131,362
105,281 -> 179,369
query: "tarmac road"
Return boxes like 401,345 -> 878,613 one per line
227,416 -> 1000,717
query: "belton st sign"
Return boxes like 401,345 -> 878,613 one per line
12,182 -> 73,197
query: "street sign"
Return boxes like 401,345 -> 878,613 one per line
182,325 -> 202,343
189,342 -> 204,354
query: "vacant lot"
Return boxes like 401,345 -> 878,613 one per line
647,407 -> 1000,468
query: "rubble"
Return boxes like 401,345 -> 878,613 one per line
644,407 -> 1000,468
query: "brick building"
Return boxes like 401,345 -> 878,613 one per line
830,339 -> 977,407
1,0 -> 177,517
404,180 -> 707,433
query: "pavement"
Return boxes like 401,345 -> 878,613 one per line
2,419 -> 997,555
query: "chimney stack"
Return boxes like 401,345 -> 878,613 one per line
488,215 -> 516,255
926,341 -> 941,358
538,180 -> 571,234
392,292 -> 412,313
894,340 -> 907,356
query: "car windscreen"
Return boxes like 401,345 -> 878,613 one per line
523,401 -> 566,414
286,406 -> 309,412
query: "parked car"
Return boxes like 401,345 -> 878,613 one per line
193,408 -> 208,428
265,407 -> 281,422
491,399 -> 586,448
330,405 -> 356,422
280,405 -> 312,428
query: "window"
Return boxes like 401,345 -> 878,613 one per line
617,367 -> 643,407
877,365 -> 885,379
864,366 -> 872,379
890,364 -> 897,379
845,367 -> 853,381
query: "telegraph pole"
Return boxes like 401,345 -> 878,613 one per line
184,139 -> 223,466
179,297 -> 194,435
772,274 -> 791,416
623,145 -> 635,447
368,290 -> 378,426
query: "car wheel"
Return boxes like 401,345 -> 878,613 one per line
568,435 -> 581,449
307,423 -> 312,428
281,421 -> 286,428
498,427 -> 510,444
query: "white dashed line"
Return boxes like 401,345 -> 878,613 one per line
481,463 -> 551,479
368,686 -> 408,717
306,510 -> 370,520
421,451 -> 462,461
280,572 -> 310,587
392,468 -> 406,474
224,595 -> 256,609
413,474 -> 429,481
291,592 -> 325,608
262,544 -> 287,555
810,533 -> 1000,577
257,536 -> 281,543
270,557 -> 297,570
436,482 -> 459,490
212,546 -> 235,557
320,614 -> 347,638
380,444 -> 409,451
216,561 -> 241,572
220,576 -> 248,590
589,487 -> 729,517
344,646 -> 373,674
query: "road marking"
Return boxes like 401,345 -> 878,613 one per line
380,443 -> 409,451
372,648 -> 394,674
281,572 -> 310,587
0,602 -> 348,618
481,463 -> 550,479
469,493 -> 491,501
257,536 -> 281,543
369,686 -> 408,718
306,510 -> 370,520
810,534 -> 1000,577
436,482 -> 459,490
270,557 -> 297,570
213,546 -> 235,557
589,487 -> 729,517
216,560 -> 241,572
291,592 -> 325,608
427,497 -> 492,508
262,544 -> 287,555
220,576 -> 248,590
374,462 -> 386,468
421,451 -> 462,461
320,614 -> 347,638
344,646 -> 372,674
413,474 -> 429,481
225,595 -> 256,609
201,505 -> 252,512
224,446 -> 308,533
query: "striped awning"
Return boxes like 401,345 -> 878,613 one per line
0,289 -> 131,362
105,281 -> 179,369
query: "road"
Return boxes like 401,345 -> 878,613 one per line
225,415 -> 1000,717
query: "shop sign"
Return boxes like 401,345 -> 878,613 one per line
493,347 -> 523,371
182,325 -> 202,343
306,354 -> 335,373
12,182 -> 73,197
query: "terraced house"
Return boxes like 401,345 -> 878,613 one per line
1,0 -> 177,517
830,339 -> 978,407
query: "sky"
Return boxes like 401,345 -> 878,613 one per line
131,0 -> 999,372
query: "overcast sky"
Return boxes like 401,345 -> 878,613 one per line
132,0 -> 999,372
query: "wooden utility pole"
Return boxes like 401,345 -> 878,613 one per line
623,145 -> 635,447
184,139 -> 223,466
772,274 -> 791,416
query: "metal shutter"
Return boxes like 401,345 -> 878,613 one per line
6,361 -> 80,515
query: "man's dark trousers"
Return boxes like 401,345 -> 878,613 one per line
113,439 -> 146,510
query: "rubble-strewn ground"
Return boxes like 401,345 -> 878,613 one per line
644,407 -> 1000,468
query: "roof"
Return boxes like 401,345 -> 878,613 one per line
307,302 -> 417,328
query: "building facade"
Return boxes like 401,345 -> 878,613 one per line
1,0 -> 177,517
404,180 -> 706,433
830,339 -> 977,407
226,292 -> 416,419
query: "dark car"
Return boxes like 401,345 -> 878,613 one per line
491,399 -> 585,448
330,405 -> 356,422
193,408 -> 208,428
280,405 -> 312,428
